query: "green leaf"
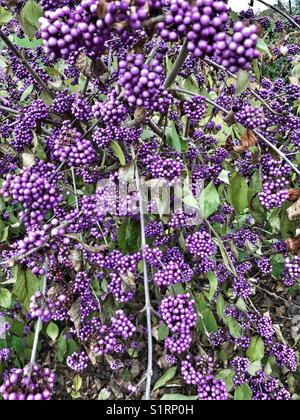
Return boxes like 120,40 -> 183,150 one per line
111,141 -> 126,166
235,70 -> 250,96
201,308 -> 218,333
215,369 -> 235,392
248,361 -> 262,376
153,367 -> 177,391
228,173 -> 249,214
46,322 -> 59,342
207,272 -> 218,302
57,335 -> 67,363
158,323 -> 169,342
166,123 -> 186,152
234,384 -> 252,401
161,394 -> 198,400
73,375 -> 82,392
13,269 -> 43,310
202,181 -> 220,218
216,294 -> 226,321
0,288 -> 11,309
257,38 -> 272,58
228,317 -> 242,338
20,84 -> 34,102
19,0 -> 43,39
0,6 -> 12,26
117,218 -> 141,253
98,388 -> 112,400
246,337 -> 265,362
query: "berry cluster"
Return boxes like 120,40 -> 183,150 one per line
215,22 -> 260,73
52,122 -> 96,167
67,352 -> 89,372
160,294 -> 197,354
119,54 -> 165,109
259,155 -> 291,210
0,365 -> 55,401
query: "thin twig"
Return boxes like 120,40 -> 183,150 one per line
170,87 -> 300,177
131,145 -> 153,401
0,30 -> 54,98
256,0 -> 300,30
204,58 -> 284,116
164,40 -> 189,89
29,265 -> 48,378
148,119 -> 165,139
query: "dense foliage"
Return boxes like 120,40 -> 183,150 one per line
0,0 -> 299,401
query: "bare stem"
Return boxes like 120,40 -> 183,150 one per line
131,145 -> 153,401
29,266 -> 48,378
164,40 -> 189,89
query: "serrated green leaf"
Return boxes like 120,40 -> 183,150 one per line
257,38 -> 272,58
57,334 -> 67,363
73,375 -> 82,392
13,269 -> 43,310
227,317 -> 242,338
215,369 -> 235,392
153,367 -> 177,391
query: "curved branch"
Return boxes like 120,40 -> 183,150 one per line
170,87 -> 300,177
0,30 -> 54,98
255,0 -> 300,30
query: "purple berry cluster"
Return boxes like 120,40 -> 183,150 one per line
67,352 -> 89,372
160,294 -> 197,354
0,365 -> 55,401
215,22 -> 260,73
52,122 -> 96,167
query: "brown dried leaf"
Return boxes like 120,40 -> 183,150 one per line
134,106 -> 146,124
234,129 -> 257,153
287,198 -> 300,221
120,272 -> 136,293
288,188 -> 300,202
68,298 -> 81,332
97,0 -> 107,18
75,53 -> 92,78
285,237 -> 300,255
69,249 -> 83,272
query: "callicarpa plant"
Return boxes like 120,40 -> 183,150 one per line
0,0 -> 298,402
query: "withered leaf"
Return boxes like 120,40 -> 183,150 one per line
287,198 -> 300,221
0,143 -> 18,158
75,52 -> 92,78
285,237 -> 300,255
69,249 -> 83,272
120,272 -> 136,293
134,106 -> 146,124
234,129 -> 257,153
288,188 -> 300,202
97,0 -> 107,18
68,298 -> 81,332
